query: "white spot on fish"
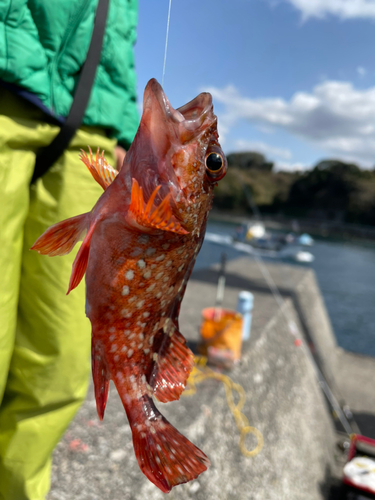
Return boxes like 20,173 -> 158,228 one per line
142,312 -> 150,318
155,272 -> 164,280
114,354 -> 119,361
109,327 -> 115,333
143,348 -> 150,355
125,270 -> 134,280
138,333 -> 145,340
156,292 -> 162,299
162,243 -> 170,250
138,343 -> 143,349
130,375 -> 135,383
121,285 -> 130,296
153,353 -> 158,361
138,235 -> 149,244
146,283 -> 155,292
145,247 -> 156,256
137,259 -> 146,269
109,334 -> 116,342
110,344 -> 117,352
136,300 -> 145,309
124,330 -> 131,336
149,335 -> 154,345
162,276 -> 169,282
167,286 -> 174,295
155,254 -> 165,262
143,270 -> 151,279
121,346 -> 127,352
130,247 -> 142,257
166,260 -> 172,267
128,333 -> 135,340
178,264 -> 184,272
177,248 -> 184,254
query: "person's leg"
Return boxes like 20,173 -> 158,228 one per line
0,115 -> 35,401
0,97 -> 116,499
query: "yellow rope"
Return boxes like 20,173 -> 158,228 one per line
183,356 -> 264,458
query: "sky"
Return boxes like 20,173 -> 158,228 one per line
134,0 -> 375,171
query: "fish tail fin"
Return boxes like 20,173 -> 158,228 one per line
31,213 -> 89,256
129,396 -> 210,492
92,340 -> 110,420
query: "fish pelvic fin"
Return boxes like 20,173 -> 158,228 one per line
129,396 -> 210,492
31,213 -> 89,256
80,147 -> 118,190
128,178 -> 189,235
92,340 -> 110,420
150,327 -> 194,403
67,221 -> 96,294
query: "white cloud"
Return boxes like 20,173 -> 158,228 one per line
208,80 -> 375,167
284,0 -> 375,20
274,161 -> 308,172
357,66 -> 367,77
234,139 -> 292,160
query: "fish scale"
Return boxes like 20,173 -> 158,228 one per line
31,78 -> 227,493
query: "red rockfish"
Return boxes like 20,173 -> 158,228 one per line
32,79 -> 227,492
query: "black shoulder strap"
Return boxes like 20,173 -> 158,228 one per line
31,0 -> 110,184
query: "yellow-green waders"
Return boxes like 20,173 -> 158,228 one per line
0,90 -> 117,500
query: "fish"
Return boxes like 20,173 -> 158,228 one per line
31,78 -> 227,492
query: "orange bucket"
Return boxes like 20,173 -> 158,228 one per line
199,308 -> 243,364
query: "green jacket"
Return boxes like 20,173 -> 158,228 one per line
0,0 -> 139,148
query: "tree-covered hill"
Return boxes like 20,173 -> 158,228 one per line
214,152 -> 375,226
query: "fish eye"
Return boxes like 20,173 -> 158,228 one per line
205,145 -> 227,181
206,153 -> 223,172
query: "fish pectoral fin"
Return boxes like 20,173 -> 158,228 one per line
31,213 -> 89,256
127,178 -> 189,235
67,221 -> 96,294
129,396 -> 210,493
92,340 -> 110,421
149,328 -> 194,403
80,147 -> 118,190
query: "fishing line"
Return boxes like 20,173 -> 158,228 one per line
162,0 -> 172,87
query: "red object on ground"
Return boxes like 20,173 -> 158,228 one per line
294,339 -> 302,347
68,438 -> 89,452
342,434 -> 375,495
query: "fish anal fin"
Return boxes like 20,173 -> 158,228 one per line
92,340 -> 110,420
80,147 -> 118,190
130,396 -> 210,492
150,328 -> 194,403
31,213 -> 89,256
128,178 -> 188,235
67,222 -> 96,294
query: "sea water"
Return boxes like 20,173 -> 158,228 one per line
196,221 -> 375,357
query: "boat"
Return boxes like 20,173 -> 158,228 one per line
210,222 -> 315,263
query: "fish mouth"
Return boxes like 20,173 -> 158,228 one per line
142,79 -> 216,144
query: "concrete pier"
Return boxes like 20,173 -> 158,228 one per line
47,258 -> 375,500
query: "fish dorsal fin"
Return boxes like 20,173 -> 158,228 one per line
128,178 -> 188,235
149,326 -> 194,403
80,147 -> 118,190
